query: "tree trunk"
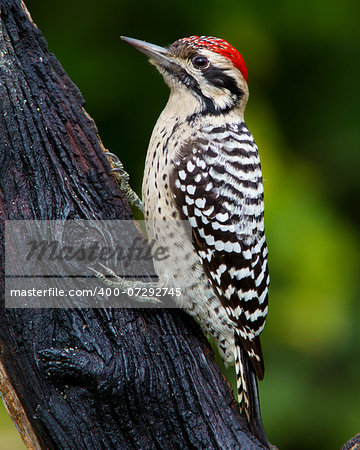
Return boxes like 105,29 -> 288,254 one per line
0,0 -> 266,448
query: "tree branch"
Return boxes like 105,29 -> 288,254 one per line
0,0 -> 266,448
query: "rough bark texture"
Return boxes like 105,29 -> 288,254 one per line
342,434 -> 360,450
0,0 -> 267,448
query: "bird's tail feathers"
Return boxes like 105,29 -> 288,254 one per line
235,339 -> 270,448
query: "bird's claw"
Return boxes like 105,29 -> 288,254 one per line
104,151 -> 144,213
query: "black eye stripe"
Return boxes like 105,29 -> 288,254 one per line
203,67 -> 243,98
166,62 -> 243,117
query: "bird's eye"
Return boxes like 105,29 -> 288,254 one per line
192,55 -> 210,69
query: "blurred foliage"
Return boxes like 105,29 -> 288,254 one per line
1,0 -> 360,448
0,402 -> 25,449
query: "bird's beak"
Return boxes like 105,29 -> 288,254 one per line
121,36 -> 173,68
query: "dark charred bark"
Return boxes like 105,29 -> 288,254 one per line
342,434 -> 360,450
0,0 -> 266,448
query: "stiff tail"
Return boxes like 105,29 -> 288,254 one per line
235,339 -> 270,448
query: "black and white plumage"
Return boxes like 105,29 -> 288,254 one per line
171,122 -> 268,375
105,36 -> 271,447
168,119 -> 269,439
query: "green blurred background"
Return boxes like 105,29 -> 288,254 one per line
1,0 -> 360,448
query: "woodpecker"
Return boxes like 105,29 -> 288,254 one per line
99,35 -> 270,447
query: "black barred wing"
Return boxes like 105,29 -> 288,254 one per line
170,122 -> 269,379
